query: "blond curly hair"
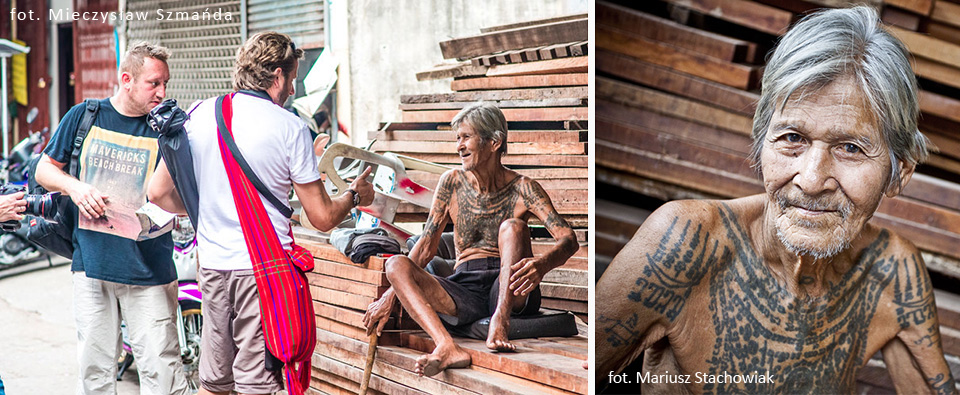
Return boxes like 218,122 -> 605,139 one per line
233,32 -> 304,91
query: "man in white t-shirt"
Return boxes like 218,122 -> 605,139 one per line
148,32 -> 374,395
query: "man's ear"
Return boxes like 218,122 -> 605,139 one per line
885,160 -> 916,197
272,67 -> 283,87
120,71 -> 133,89
489,134 -> 504,154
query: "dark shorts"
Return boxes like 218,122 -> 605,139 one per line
434,257 -> 541,327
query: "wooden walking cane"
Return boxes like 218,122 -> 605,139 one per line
359,332 -> 379,395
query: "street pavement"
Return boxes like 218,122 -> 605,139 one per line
0,258 -> 139,395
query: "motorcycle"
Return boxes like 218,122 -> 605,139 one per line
118,216 -> 202,392
0,130 -> 52,268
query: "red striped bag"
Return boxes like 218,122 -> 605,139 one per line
216,92 -> 316,394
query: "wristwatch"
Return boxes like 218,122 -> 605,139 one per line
347,189 -> 360,207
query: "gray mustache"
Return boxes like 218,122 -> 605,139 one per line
775,191 -> 853,218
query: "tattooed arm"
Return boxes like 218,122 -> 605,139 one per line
885,243 -> 957,395
508,178 -> 578,296
596,201 -> 717,383
363,170 -> 454,335
408,170 -> 455,268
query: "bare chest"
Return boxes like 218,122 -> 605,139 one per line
448,185 -> 527,253
669,243 -> 901,393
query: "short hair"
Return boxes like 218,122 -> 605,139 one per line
118,42 -> 170,80
233,32 -> 304,91
750,6 -> 928,190
451,102 -> 509,156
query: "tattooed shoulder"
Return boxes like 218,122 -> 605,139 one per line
619,200 -> 729,320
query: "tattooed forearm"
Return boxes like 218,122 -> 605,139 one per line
599,313 -> 642,348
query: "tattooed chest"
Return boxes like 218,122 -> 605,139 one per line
700,257 -> 893,393
452,184 -> 521,252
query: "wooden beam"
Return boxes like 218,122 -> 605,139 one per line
311,285 -> 376,311
598,1 -> 756,62
401,332 -> 588,394
888,25 -> 960,67
924,22 -> 960,46
401,87 -> 587,104
439,19 -> 588,60
450,74 -> 588,91
372,141 -> 587,155
882,6 -> 922,31
598,26 -> 759,90
398,99 -> 584,111
398,153 -> 588,168
416,63 -> 487,81
662,0 -> 794,35
597,100 -> 753,156
370,130 -> 586,143
931,0 -> 960,28
597,49 -> 758,116
299,239 -> 387,271
401,107 -> 587,123
912,56 -> 960,90
486,57 -> 587,77
312,259 -> 389,286
886,0 -> 935,16
480,13 -> 588,33
919,90 -> 960,124
596,76 -> 753,136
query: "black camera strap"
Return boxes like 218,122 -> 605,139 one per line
69,99 -> 100,178
214,94 -> 293,219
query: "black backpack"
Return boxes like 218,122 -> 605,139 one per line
25,99 -> 100,259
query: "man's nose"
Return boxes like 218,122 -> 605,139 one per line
157,83 -> 166,99
794,146 -> 838,194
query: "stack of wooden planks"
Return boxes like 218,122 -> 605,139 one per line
362,14 -> 590,326
369,14 -> 589,229
293,228 -> 588,395
597,1 -> 960,392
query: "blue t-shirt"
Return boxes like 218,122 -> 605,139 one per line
44,98 -> 175,286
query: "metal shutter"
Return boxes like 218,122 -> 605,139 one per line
247,0 -> 324,48
126,0 -> 242,108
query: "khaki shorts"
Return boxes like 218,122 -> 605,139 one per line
198,268 -> 283,394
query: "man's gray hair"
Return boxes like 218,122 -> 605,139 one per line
750,6 -> 928,190
451,102 -> 509,156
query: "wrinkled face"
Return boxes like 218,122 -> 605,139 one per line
456,123 -> 496,171
124,57 -> 169,116
760,78 -> 892,258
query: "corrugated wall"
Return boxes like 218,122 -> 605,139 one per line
247,0 -> 324,49
126,0 -> 242,108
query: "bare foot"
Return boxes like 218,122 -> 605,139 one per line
413,344 -> 471,377
486,314 -> 517,352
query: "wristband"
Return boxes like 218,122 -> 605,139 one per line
347,189 -> 360,207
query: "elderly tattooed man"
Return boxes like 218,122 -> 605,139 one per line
596,7 -> 957,395
363,102 -> 578,376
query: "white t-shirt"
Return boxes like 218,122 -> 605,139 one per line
186,93 -> 321,270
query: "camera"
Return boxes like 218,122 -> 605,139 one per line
0,184 -> 61,232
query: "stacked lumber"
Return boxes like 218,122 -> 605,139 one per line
293,229 -> 588,394
597,1 -> 960,392
368,14 -> 589,229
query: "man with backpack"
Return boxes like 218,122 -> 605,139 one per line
34,42 -> 188,395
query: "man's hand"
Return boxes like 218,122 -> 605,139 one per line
363,292 -> 395,336
350,166 -> 375,207
509,256 -> 548,297
0,192 -> 27,222
68,182 -> 109,220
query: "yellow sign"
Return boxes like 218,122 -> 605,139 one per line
12,39 -> 27,106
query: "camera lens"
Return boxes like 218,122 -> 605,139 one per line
23,192 -> 59,220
